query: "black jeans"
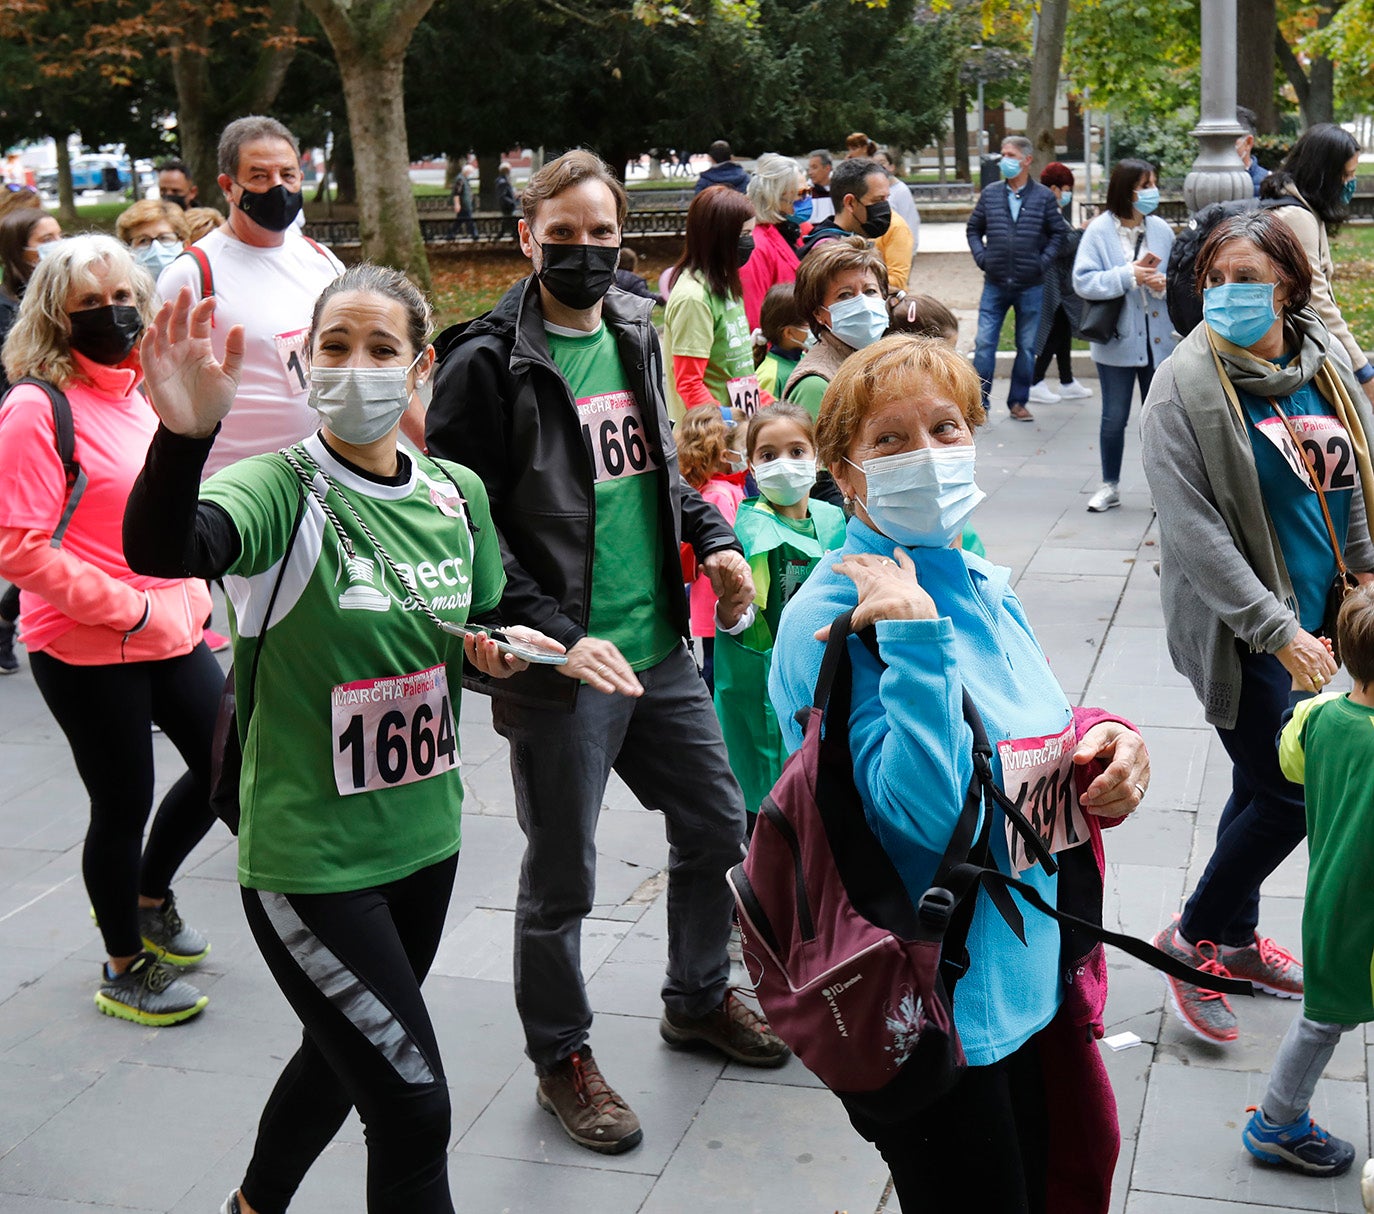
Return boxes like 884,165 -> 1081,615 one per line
846,1031 -> 1049,1212
1033,306 -> 1074,386
1179,646 -> 1306,947
29,643 -> 221,957
239,853 -> 459,1214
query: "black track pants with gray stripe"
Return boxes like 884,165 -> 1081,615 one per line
238,852 -> 459,1214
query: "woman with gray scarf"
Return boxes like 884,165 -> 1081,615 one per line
1141,209 -> 1374,1047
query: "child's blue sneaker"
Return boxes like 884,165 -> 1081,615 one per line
1242,1105 -> 1355,1176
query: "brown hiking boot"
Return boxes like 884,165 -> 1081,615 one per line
536,1049 -> 643,1155
660,988 -> 790,1067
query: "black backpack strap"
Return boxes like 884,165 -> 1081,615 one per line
12,378 -> 87,548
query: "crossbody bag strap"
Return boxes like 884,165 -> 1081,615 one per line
1269,403 -> 1350,578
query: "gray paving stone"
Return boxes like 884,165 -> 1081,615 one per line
1133,1062 -> 1368,1211
1126,1194 -> 1304,1213
430,906 -> 629,984
1103,863 -> 1186,941
637,1077 -> 889,1214
1132,726 -> 1213,815
1025,545 -> 1139,577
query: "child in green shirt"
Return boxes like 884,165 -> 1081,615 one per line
1243,584 -> 1374,1180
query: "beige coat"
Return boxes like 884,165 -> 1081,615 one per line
1273,183 -> 1369,376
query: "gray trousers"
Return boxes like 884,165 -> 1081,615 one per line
1261,1012 -> 1360,1125
492,643 -> 747,1072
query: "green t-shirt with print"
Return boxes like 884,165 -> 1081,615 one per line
663,269 -> 754,422
545,322 -> 679,671
201,433 -> 505,894
784,371 -> 829,422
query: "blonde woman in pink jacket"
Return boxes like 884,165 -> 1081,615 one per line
0,234 -> 218,1027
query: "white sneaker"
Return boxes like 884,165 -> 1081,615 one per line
1362,1158 -> 1374,1211
1056,379 -> 1094,399
1027,381 -> 1061,403
1087,483 -> 1120,512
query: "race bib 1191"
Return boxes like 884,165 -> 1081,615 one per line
997,722 -> 1088,874
332,664 -> 458,796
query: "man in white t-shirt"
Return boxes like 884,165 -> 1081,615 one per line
157,115 -> 342,478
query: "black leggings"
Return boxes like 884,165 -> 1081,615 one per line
845,1030 -> 1049,1213
1,582 -> 18,624
29,643 -> 222,957
239,853 -> 459,1214
1033,306 -> 1074,386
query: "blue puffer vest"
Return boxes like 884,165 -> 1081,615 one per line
965,179 -> 1066,289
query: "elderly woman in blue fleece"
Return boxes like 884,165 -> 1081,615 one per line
769,334 -> 1151,1214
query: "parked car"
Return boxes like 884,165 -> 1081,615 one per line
36,156 -> 131,195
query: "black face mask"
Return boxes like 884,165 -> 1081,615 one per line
859,199 -> 892,239
736,234 -> 755,267
235,182 -> 304,232
69,305 -> 143,366
535,241 -> 619,310
161,192 -> 189,210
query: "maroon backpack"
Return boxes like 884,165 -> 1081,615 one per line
728,608 -> 1251,1123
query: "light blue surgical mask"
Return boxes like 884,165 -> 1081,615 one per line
34,240 -> 60,261
825,293 -> 888,350
1058,191 -> 1072,208
135,240 -> 183,278
999,156 -> 1022,180
846,445 -> 985,548
1203,281 -> 1278,349
1342,178 -> 1358,206
753,457 -> 817,507
1134,187 -> 1160,216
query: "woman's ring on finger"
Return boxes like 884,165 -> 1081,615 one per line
1133,782 -> 1146,800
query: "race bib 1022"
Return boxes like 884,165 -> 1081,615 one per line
1253,413 -> 1355,494
331,664 -> 458,796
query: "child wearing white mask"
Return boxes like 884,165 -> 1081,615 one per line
714,402 -> 846,825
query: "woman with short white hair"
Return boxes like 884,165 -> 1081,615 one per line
0,233 -> 219,1026
741,152 -> 808,329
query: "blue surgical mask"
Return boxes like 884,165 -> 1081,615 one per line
1135,187 -> 1160,216
999,157 -> 1022,180
825,294 -> 888,350
1058,192 -> 1072,208
34,240 -> 60,261
792,196 -> 814,222
135,240 -> 183,278
1203,281 -> 1278,349
847,446 -> 986,548
1342,178 -> 1358,206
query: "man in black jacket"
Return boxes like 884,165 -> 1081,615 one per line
426,150 -> 787,1158
966,135 -> 1067,421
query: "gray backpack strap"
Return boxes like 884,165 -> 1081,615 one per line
10,378 -> 87,548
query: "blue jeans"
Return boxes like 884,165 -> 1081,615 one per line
973,281 -> 1043,411
1178,647 -> 1306,948
1096,360 -> 1156,484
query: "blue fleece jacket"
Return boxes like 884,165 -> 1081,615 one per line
769,518 -> 1068,1065
694,162 -> 750,194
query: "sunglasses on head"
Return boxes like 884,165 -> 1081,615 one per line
3,183 -> 36,193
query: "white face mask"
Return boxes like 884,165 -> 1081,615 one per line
724,446 -> 748,474
825,293 -> 889,350
308,348 -> 426,446
135,240 -> 183,278
753,457 -> 817,507
846,445 -> 984,548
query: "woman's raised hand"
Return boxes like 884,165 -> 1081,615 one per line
140,287 -> 246,439
816,548 -> 937,639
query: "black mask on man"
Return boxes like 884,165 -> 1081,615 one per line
859,200 -> 892,239
235,182 -> 303,232
69,305 -> 143,365
535,241 -> 619,310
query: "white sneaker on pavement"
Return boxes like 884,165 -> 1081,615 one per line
1027,381 -> 1061,403
1056,379 -> 1094,399
1087,483 -> 1120,512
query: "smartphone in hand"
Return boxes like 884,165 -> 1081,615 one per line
1138,252 -> 1161,269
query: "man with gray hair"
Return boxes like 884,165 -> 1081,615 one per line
157,115 -> 342,476
1235,106 -> 1270,197
966,134 -> 1066,422
806,148 -> 835,223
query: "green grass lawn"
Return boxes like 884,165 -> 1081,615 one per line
1331,223 -> 1374,348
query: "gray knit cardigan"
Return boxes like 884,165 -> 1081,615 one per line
1141,321 -> 1374,729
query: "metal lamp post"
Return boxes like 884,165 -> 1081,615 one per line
1184,0 -> 1252,211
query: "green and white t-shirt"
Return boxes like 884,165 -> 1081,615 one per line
663,269 -> 754,423
201,432 -> 505,894
545,321 -> 679,671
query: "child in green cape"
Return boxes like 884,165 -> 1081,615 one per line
714,402 -> 847,822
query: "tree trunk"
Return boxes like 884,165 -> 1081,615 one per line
476,151 -> 500,211
54,136 -> 78,227
1276,14 -> 1335,129
336,49 -> 429,287
1236,0 -> 1277,130
952,93 -> 970,182
1027,0 -> 1069,176
332,126 -> 356,206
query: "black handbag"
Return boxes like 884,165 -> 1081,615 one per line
1077,230 -> 1145,343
